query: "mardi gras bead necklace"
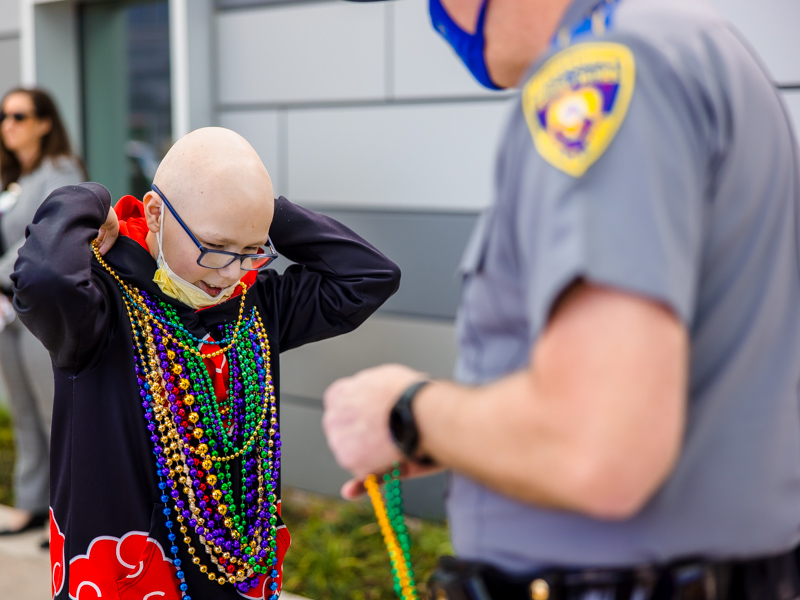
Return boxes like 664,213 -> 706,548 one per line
92,240 -> 282,600
366,464 -> 419,600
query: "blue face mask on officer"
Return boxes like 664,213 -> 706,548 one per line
429,0 -> 502,90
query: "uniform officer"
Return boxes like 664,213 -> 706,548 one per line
325,0 -> 800,597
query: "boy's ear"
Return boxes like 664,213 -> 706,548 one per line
142,191 -> 162,234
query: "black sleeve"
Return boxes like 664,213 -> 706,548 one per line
11,182 -> 116,372
260,196 -> 401,352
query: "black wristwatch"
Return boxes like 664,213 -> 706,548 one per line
389,380 -> 433,464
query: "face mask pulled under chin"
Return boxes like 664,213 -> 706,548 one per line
153,206 -> 240,309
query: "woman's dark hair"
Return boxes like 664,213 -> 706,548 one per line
0,87 -> 87,189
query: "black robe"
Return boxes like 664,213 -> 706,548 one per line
11,182 -> 400,600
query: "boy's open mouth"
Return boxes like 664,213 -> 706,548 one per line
198,281 -> 222,297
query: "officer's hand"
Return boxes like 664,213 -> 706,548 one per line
322,363 -> 430,497
95,206 -> 120,256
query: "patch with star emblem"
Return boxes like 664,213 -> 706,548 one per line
522,42 -> 635,177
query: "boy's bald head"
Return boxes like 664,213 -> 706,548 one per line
153,127 -> 274,214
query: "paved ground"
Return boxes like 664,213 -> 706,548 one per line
0,506 -> 309,600
0,515 -> 53,600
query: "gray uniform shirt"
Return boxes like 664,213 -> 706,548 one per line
0,156 -> 84,287
449,0 -> 800,572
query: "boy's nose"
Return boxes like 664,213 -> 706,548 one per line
217,260 -> 242,282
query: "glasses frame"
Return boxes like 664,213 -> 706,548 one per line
0,112 -> 33,124
150,183 -> 278,271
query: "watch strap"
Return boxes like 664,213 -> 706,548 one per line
390,380 -> 433,464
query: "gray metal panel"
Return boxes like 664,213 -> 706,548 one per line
393,0 -> 497,99
219,110 -> 284,193
33,2 -> 82,155
279,313 -> 452,517
0,38 -> 20,96
187,0 -> 215,131
710,0 -> 800,85
0,0 -> 19,36
279,399 -> 350,496
281,314 -> 458,401
217,0 -> 319,9
784,90 -> 800,139
285,101 -> 511,212
281,399 -> 447,519
215,1 -> 386,105
306,207 -> 478,320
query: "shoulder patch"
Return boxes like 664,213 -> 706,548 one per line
522,42 -> 635,178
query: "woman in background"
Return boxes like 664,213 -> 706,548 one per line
0,87 -> 85,537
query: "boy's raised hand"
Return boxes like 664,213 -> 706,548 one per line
95,206 -> 120,256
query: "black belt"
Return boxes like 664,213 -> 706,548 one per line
427,548 -> 800,600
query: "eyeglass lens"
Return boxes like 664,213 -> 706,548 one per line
197,247 -> 275,271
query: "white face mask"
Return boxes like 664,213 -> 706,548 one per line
152,202 -> 240,309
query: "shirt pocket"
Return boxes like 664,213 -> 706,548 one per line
457,207 -> 495,279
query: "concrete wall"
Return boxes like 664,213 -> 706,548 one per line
0,0 -> 21,98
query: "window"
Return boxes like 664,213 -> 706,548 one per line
81,0 -> 171,200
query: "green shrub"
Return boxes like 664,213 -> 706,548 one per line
281,488 -> 452,600
0,405 -> 14,506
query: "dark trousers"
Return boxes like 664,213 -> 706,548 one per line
427,549 -> 800,600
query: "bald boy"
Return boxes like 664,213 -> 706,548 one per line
12,128 -> 400,600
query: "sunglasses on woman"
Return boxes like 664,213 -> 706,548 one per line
0,112 -> 33,123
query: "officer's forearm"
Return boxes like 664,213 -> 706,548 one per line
414,284 -> 688,519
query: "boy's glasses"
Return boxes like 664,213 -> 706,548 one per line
150,184 -> 278,271
0,112 -> 33,123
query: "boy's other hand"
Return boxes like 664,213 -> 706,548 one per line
96,207 -> 120,255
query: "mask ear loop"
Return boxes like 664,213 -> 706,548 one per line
156,195 -> 166,266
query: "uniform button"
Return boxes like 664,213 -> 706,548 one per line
530,578 -> 550,600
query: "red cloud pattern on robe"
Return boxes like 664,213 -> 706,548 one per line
51,509 -> 66,598
58,500 -> 290,599
64,527 -> 290,600
68,531 -> 181,600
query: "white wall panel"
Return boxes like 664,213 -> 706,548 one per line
218,110 -> 284,195
0,0 -> 20,35
33,2 -> 81,153
0,38 -> 20,95
783,91 -> 800,140
710,0 -> 800,84
216,2 -> 386,105
281,314 -> 457,402
287,100 -> 513,211
393,0 -> 497,99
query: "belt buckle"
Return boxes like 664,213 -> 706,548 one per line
529,578 -> 551,600
670,561 -> 717,600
